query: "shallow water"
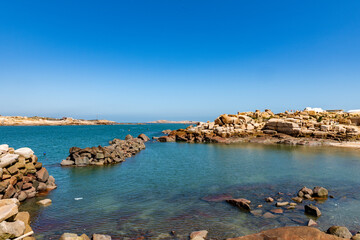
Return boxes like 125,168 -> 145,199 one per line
1,124 -> 360,239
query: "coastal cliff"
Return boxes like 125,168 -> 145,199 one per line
0,116 -> 116,126
159,109 -> 360,147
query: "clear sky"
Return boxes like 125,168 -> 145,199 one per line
1,1 -> 359,122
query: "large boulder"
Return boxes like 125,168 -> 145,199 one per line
0,203 -> 19,222
327,226 -> 352,239
0,144 -> 9,154
0,220 -> 25,238
313,186 -> 328,198
263,119 -> 300,135
14,211 -> 33,235
14,147 -> 34,159
227,226 -> 349,240
36,167 -> 49,182
0,154 -> 19,168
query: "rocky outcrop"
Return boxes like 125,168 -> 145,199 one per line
0,145 -> 56,202
0,198 -> 34,240
227,226 -> 349,240
61,134 -> 148,167
161,109 -> 360,146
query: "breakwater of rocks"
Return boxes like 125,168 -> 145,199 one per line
159,109 -> 360,146
0,144 -> 56,202
61,134 -> 149,167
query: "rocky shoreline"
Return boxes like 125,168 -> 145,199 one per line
0,145 -> 57,239
158,109 -> 360,148
0,115 -> 116,126
61,134 -> 149,167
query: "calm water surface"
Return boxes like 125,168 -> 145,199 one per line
1,124 -> 360,239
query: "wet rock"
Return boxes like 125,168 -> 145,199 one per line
304,194 -> 312,199
327,226 -> 352,239
292,197 -> 303,203
190,230 -> 208,240
37,199 -> 52,206
304,204 -> 321,217
265,197 -> 274,202
227,226 -> 348,240
276,201 -> 289,207
263,212 -> 276,219
313,186 -> 328,198
0,220 -> 25,238
250,209 -> 263,216
271,209 -> 283,214
226,198 -> 251,211
298,187 -> 313,197
138,134 -> 150,142
93,233 -> 112,240
307,219 -> 317,227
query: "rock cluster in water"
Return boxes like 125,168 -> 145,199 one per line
0,198 -> 35,240
160,109 -> 360,144
61,134 -> 149,167
59,233 -> 111,240
0,145 -> 56,202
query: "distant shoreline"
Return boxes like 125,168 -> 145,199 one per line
0,115 -> 197,126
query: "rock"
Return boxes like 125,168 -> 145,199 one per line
80,234 -> 91,240
138,134 -> 150,142
307,219 -> 317,227
22,182 -> 32,190
226,198 -> 251,211
271,209 -> 284,214
14,211 -> 32,234
313,186 -> 328,198
227,226 -> 349,240
14,147 -> 34,159
292,197 -> 303,203
75,157 -> 90,166
37,182 -> 47,191
250,209 -> 263,216
0,154 -> 19,168
265,197 -> 274,202
0,182 -> 9,193
289,203 -> 297,206
17,191 -> 27,202
0,198 -> 20,207
352,234 -> 360,240
7,165 -> 19,175
263,212 -> 276,219
162,130 -> 172,135
0,220 -> 25,238
276,202 -> 289,207
4,185 -> 16,199
299,187 -> 313,196
304,204 -> 321,217
0,144 -> 9,153
304,194 -> 312,199
60,159 -> 75,166
190,230 -> 208,240
125,134 -> 133,140
327,226 -> 352,239
36,167 -> 49,182
59,233 -> 82,240
35,162 -> 42,169
158,136 -> 176,142
37,199 -> 52,205
93,234 -> 112,240
0,203 -> 18,222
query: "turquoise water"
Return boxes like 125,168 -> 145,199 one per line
1,125 -> 360,239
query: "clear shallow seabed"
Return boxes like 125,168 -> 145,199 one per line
1,124 -> 360,239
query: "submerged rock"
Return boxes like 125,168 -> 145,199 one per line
304,204 -> 321,217
226,198 -> 251,211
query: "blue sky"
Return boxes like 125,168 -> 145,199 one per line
1,1 -> 359,122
